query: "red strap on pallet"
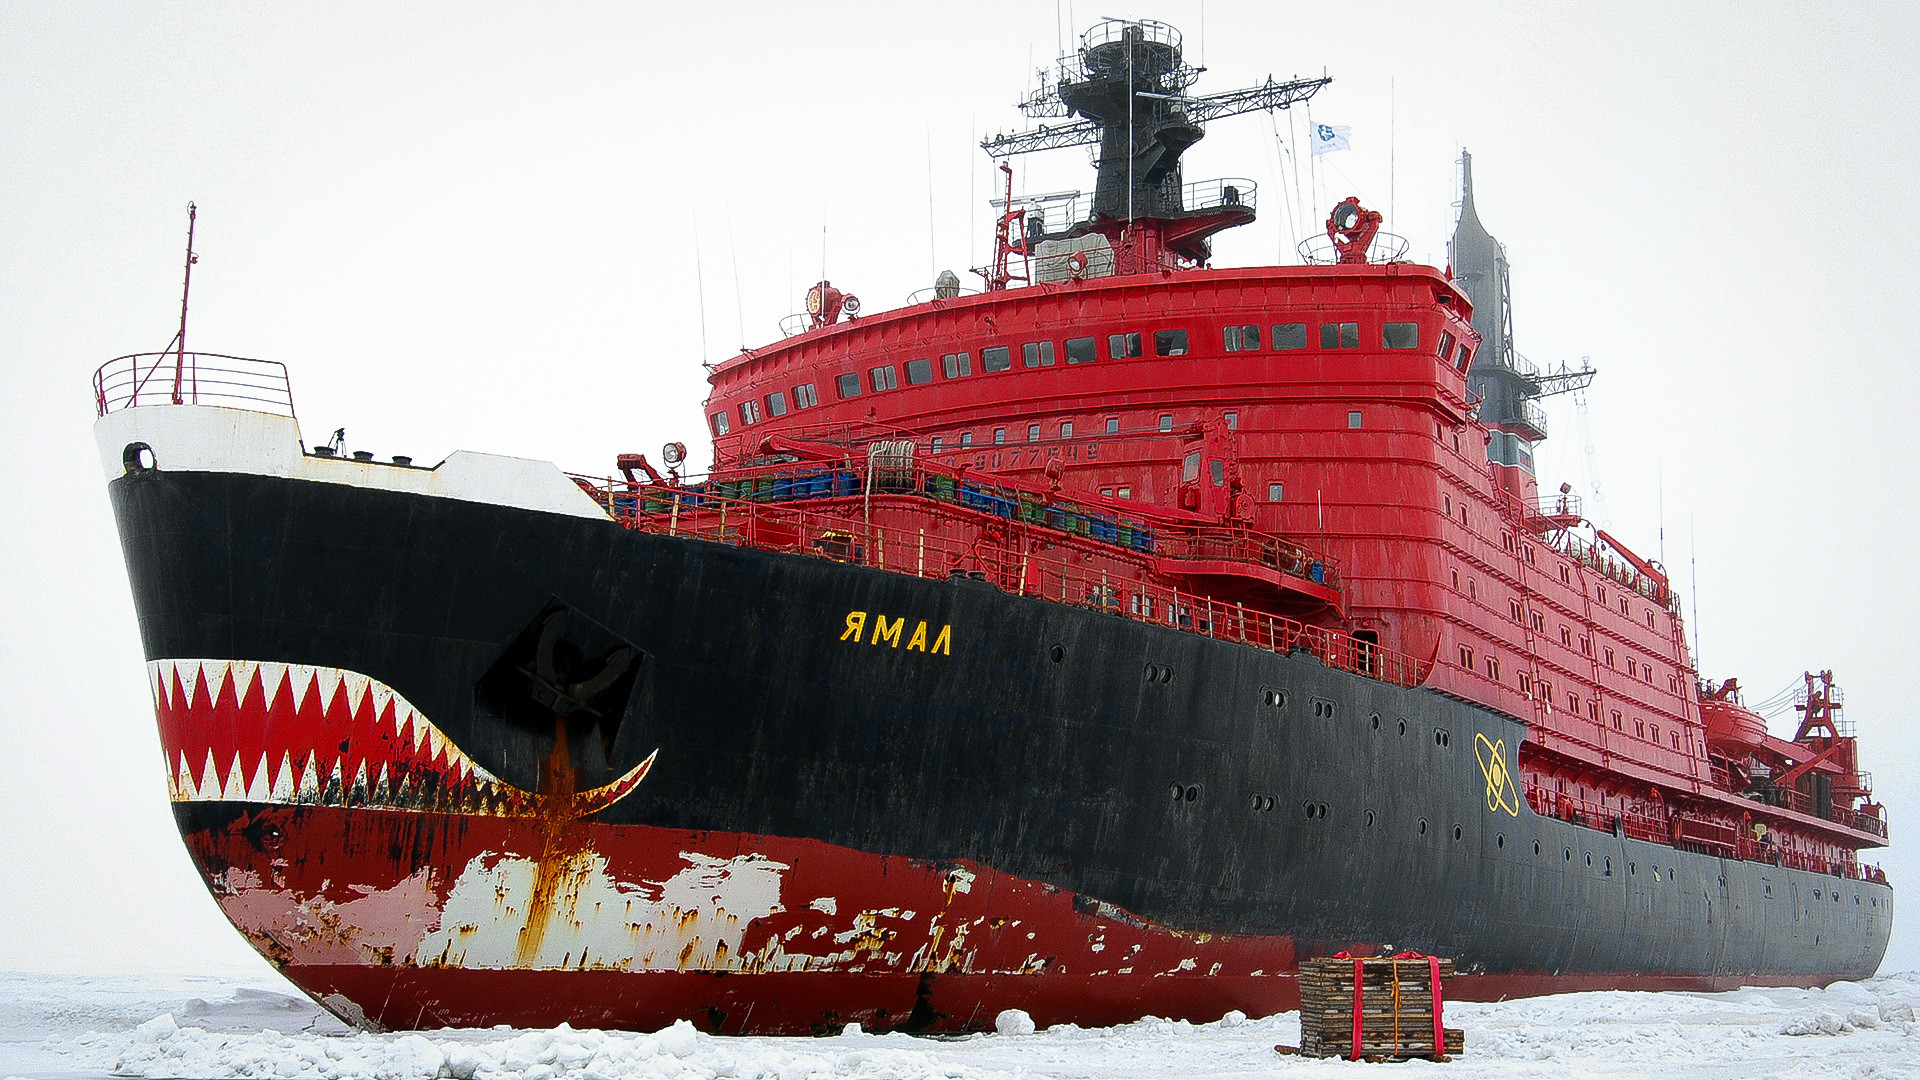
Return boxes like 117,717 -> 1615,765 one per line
1350,957 -> 1364,1061
1429,954 -> 1445,1058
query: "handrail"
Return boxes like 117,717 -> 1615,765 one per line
94,352 -> 294,418
1527,780 -> 1888,871
588,457 -> 1341,593
570,472 -> 1419,689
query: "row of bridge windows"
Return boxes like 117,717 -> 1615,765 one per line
715,315 -> 1473,433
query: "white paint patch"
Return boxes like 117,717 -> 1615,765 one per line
416,850 -> 788,972
96,405 -> 605,519
809,897 -> 838,915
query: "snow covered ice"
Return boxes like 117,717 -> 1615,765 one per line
4,970 -> 1919,1080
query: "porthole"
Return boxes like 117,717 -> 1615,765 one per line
1184,785 -> 1200,802
1049,644 -> 1066,664
1765,884 -> 1773,898
1263,688 -> 1288,708
1397,719 -> 1407,736
1533,840 -> 1541,856
1418,819 -> 1429,836
1496,833 -> 1505,848
1604,856 -> 1612,875
1630,862 -> 1637,875
1250,794 -> 1277,813
1814,890 -> 1822,901
1433,728 -> 1451,748
1564,848 -> 1573,862
1370,713 -> 1381,730
1452,824 -> 1463,842
1365,809 -> 1377,828
1161,667 -> 1174,684
1585,851 -> 1593,867
122,441 -> 155,473
1311,698 -> 1336,719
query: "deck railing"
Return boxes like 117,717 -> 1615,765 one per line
94,352 -> 294,418
1526,781 -> 1886,878
571,470 -> 1420,689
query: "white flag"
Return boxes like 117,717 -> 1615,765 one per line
1310,123 -> 1350,156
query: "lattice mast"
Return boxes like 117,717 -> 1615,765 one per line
982,19 -> 1329,278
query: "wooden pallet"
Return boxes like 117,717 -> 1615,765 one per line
1284,956 -> 1464,1062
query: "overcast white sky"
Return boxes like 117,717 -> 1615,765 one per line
3,2 -> 1916,980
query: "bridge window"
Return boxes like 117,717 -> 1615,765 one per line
931,436 -> 943,453
1105,417 -> 1119,434
981,346 -> 1012,372
740,399 -> 761,425
1066,336 -> 1098,364
1273,323 -> 1308,349
993,427 -> 1006,445
1459,645 -> 1474,668
1023,341 -> 1055,367
1321,322 -> 1360,349
1028,424 -> 1041,442
1183,451 -> 1201,482
942,352 -> 972,378
1268,482 -> 1284,502
1560,626 -> 1573,647
905,358 -> 934,386
794,382 -> 818,408
710,411 -> 731,435
1224,325 -> 1261,351
1612,710 -> 1623,731
960,432 -> 973,447
870,365 -> 898,392
1225,411 -> 1238,429
1348,411 -> 1363,428
1118,486 -> 1131,498
766,390 -> 788,417
1109,332 -> 1143,359
1383,322 -> 1420,349
1060,421 -> 1074,438
1154,329 -> 1189,356
1159,414 -> 1173,432
1456,343 -> 1473,371
836,373 -> 861,399
1438,329 -> 1456,359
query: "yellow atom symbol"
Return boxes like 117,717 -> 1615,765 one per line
1475,733 -> 1520,817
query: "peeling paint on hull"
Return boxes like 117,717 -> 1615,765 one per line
182,802 -> 1305,1033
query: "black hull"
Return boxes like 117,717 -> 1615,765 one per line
109,465 -> 1892,991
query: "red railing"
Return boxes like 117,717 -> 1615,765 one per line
571,472 -> 1422,689
1525,781 -> 1884,880
94,352 -> 294,418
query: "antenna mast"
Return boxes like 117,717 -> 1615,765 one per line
173,202 -> 198,405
